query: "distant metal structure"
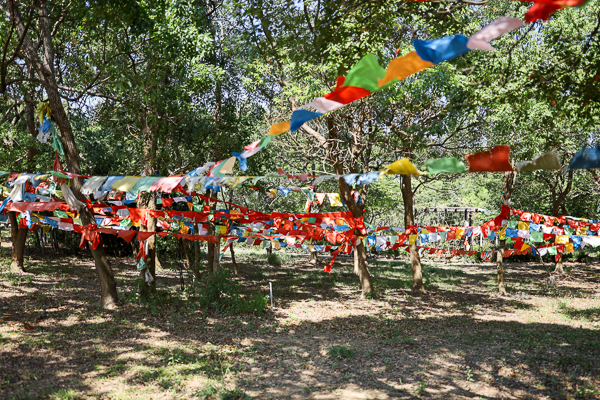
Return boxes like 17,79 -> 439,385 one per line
416,207 -> 481,227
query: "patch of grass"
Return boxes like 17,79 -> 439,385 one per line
267,253 -> 282,266
327,344 -> 355,360
557,302 -> 600,322
50,388 -> 78,400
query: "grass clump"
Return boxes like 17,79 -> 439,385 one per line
194,270 -> 268,315
267,253 -> 282,266
328,344 -> 356,360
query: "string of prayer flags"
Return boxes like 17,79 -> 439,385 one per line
516,152 -> 561,171
383,158 -> 426,176
423,157 -> 466,174
466,145 -> 513,172
467,18 -> 524,51
568,145 -> 600,170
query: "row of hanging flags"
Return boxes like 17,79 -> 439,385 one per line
3,142 -> 598,209
33,2 -> 594,185
1,167 -> 599,273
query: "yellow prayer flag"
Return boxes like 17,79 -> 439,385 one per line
268,121 -> 291,135
111,176 -> 142,192
565,243 -> 574,253
555,235 -> 569,245
378,51 -> 434,87
517,221 -> 530,231
328,193 -> 343,207
499,227 -> 507,240
409,234 -> 417,245
384,158 -> 425,176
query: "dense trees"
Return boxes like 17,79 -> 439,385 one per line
0,0 -> 599,303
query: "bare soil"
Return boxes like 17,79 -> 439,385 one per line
1,247 -> 599,399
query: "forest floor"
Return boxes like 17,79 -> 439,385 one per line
1,245 -> 600,400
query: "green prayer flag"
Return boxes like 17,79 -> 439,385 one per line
342,54 -> 387,93
507,221 -> 518,229
50,171 -> 69,179
547,247 -> 557,255
128,176 -> 161,197
423,157 -> 466,174
54,210 -> 68,218
120,219 -> 132,227
530,232 -> 544,242
137,257 -> 147,271
258,135 -> 272,148
51,125 -> 64,157
193,204 -> 203,212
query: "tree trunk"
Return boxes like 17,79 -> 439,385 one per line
497,239 -> 507,296
497,171 -> 516,296
140,194 -> 157,296
139,117 -> 158,295
401,175 -> 424,294
230,242 -> 238,275
206,190 -> 215,274
309,250 -> 318,265
5,0 -> 119,308
8,212 -> 27,273
213,235 -> 221,274
191,239 -> 202,281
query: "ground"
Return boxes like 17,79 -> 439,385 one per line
1,245 -> 599,400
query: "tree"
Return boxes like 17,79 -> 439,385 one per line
1,0 -> 121,307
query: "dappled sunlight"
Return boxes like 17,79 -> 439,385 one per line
1,248 -> 600,398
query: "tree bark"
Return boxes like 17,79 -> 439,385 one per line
206,190 -> 215,274
401,175 -> 424,293
230,242 -> 238,275
140,194 -> 157,296
496,171 -> 516,296
5,0 -> 119,307
8,212 -> 27,273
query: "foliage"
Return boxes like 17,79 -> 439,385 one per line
194,270 -> 268,315
327,344 -> 356,360
266,253 -> 282,266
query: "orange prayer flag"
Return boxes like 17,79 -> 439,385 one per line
268,121 -> 291,136
378,52 -> 434,87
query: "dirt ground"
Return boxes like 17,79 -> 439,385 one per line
1,245 -> 599,399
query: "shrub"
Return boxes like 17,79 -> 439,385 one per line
195,270 -> 268,315
327,344 -> 356,360
267,253 -> 282,266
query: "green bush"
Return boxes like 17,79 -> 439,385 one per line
327,344 -> 356,360
267,253 -> 282,266
195,270 -> 268,315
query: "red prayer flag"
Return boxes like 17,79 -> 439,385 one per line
466,145 -> 513,172
324,77 -> 371,104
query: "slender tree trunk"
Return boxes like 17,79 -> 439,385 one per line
309,250 -> 318,265
8,212 -> 27,273
401,175 -> 424,294
497,238 -> 507,296
140,194 -> 157,296
213,235 -> 221,273
206,190 -> 215,274
497,171 -> 516,296
139,117 -> 158,295
4,0 -> 119,307
191,239 -> 202,281
230,242 -> 238,275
